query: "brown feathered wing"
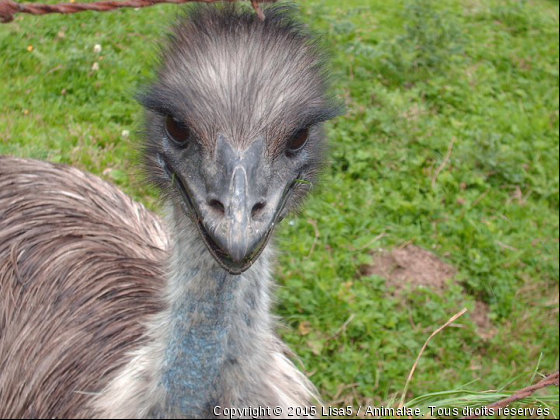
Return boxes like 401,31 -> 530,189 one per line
0,157 -> 168,418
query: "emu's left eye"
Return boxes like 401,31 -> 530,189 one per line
165,115 -> 191,147
287,127 -> 310,153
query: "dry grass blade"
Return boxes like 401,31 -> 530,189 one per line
326,313 -> 356,341
305,218 -> 320,259
431,136 -> 456,189
398,308 -> 468,409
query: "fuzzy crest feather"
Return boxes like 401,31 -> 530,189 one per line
139,4 -> 339,155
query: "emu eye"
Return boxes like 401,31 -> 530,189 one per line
287,127 -> 310,153
165,115 -> 191,147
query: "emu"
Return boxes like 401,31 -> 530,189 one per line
0,4 -> 339,419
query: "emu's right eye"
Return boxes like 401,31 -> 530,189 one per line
165,115 -> 191,147
287,127 -> 310,154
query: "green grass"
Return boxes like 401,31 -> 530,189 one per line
1,0 -> 558,417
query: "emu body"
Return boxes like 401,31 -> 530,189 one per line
0,4 -> 338,418
0,158 -> 167,418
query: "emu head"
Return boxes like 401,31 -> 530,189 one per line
140,5 -> 340,274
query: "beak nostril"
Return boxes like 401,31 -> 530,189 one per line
208,199 -> 225,215
251,201 -> 267,219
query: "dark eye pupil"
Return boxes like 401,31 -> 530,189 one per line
165,115 -> 191,146
288,128 -> 310,152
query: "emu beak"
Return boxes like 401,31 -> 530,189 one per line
199,136 -> 295,274
222,165 -> 257,263
160,136 -> 296,275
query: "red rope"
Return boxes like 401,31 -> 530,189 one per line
465,371 -> 559,419
0,0 -> 276,23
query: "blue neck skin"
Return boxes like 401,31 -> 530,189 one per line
152,267 -> 240,419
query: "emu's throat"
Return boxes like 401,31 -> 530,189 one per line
152,212 -> 272,418
157,270 -> 237,417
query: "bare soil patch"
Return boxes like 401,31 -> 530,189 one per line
471,300 -> 497,340
361,245 -> 497,340
361,245 -> 456,293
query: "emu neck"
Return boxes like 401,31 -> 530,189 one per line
153,210 -> 273,418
